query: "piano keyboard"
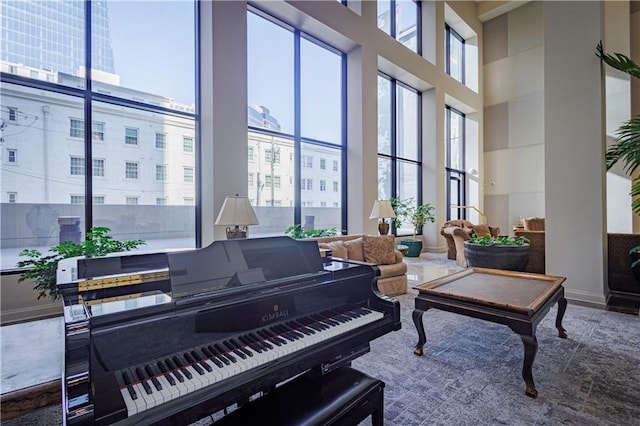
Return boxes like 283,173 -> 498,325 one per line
115,306 -> 384,417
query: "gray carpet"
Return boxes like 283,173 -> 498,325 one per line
5,287 -> 639,425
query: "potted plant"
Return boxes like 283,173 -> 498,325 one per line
464,234 -> 530,272
390,197 -> 436,257
284,224 -> 338,239
16,226 -> 145,300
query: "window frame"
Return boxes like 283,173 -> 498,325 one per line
445,105 -> 466,220
445,24 -> 465,84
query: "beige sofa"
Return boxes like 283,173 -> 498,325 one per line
314,234 -> 408,296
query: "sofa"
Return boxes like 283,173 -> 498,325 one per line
440,220 -> 501,267
314,234 -> 407,296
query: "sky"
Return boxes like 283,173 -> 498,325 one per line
107,0 -> 196,105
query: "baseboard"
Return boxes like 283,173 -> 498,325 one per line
564,289 -> 607,308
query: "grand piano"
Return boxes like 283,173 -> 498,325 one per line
56,236 -> 401,425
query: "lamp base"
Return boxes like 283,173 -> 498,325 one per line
226,226 -> 248,239
378,222 -> 390,235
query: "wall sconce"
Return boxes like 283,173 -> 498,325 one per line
369,200 -> 396,235
215,194 -> 259,239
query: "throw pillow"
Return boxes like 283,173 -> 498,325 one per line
320,240 -> 348,259
472,224 -> 491,237
363,235 -> 396,265
344,237 -> 364,261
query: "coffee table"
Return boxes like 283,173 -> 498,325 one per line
412,267 -> 567,398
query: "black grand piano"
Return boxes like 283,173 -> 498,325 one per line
56,236 -> 401,425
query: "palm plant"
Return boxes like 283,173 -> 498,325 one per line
597,42 -> 640,265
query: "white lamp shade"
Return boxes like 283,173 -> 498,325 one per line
369,200 -> 396,219
215,195 -> 259,226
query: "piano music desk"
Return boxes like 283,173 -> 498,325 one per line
412,268 -> 568,398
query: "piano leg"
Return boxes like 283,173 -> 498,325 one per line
412,308 -> 428,356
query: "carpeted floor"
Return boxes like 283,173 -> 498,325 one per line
4,255 -> 640,425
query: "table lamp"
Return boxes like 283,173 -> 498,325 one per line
215,194 -> 259,239
369,200 -> 396,235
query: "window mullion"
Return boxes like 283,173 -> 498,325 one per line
84,0 -> 93,236
293,29 -> 302,226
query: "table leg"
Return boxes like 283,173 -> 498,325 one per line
519,334 -> 538,398
555,296 -> 568,338
412,309 -> 427,356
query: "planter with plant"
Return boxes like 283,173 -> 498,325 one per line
284,224 -> 338,239
464,234 -> 530,272
597,42 -> 640,299
16,226 -> 145,300
390,197 -> 436,257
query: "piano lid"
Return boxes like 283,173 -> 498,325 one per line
167,236 -> 325,299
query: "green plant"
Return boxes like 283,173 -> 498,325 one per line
597,42 -> 640,265
468,234 -> 530,246
390,197 -> 436,238
17,226 -> 145,300
284,224 -> 338,239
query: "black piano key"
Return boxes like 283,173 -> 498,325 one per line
214,344 -> 236,363
145,365 -> 162,391
121,371 -> 138,400
241,335 -> 263,353
249,333 -> 272,350
183,352 -> 196,364
192,362 -> 205,375
199,360 -> 213,372
157,360 -> 168,373
165,359 -> 185,382
164,372 -> 176,386
231,338 -> 253,357
135,367 -> 147,381
122,370 -> 133,385
201,346 -> 214,358
172,356 -> 184,368
127,385 -> 138,400
141,379 -> 153,395
173,369 -> 185,382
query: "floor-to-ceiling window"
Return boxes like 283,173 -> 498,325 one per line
446,24 -> 465,84
377,73 -> 421,236
0,0 -> 198,270
377,0 -> 421,54
247,8 -> 346,235
446,106 -> 465,220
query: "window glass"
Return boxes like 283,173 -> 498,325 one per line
396,0 -> 418,52
93,1 -> 195,111
446,25 -> 465,84
247,11 -> 294,134
300,37 -> 342,144
377,76 -> 392,155
396,85 -> 418,161
377,0 -> 391,35
301,143 -> 342,232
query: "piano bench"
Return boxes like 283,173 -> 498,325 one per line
214,366 -> 384,426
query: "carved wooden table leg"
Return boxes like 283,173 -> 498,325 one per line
519,334 -> 539,398
556,296 -> 568,338
412,309 -> 427,356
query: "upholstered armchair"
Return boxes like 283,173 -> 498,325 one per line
440,220 -> 501,267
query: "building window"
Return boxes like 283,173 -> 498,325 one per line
265,148 -> 280,164
183,166 -> 194,183
8,192 -> 17,203
8,107 -> 17,121
93,196 -> 105,204
126,196 -> 139,205
8,65 -> 17,74
70,156 -> 85,175
93,159 -> 105,177
71,195 -> 85,204
265,175 -> 272,188
302,155 -> 313,168
302,178 -> 313,190
183,197 -> 195,206
7,149 -> 17,163
125,127 -> 139,145
377,73 -> 422,236
183,136 -> 194,153
446,24 -> 465,84
377,0 -> 421,54
320,158 -> 326,170
248,173 -> 254,186
333,160 -> 338,172
333,181 -> 339,192
156,197 -> 167,205
93,122 -> 105,141
321,201 -> 327,207
155,132 -> 167,149
446,106 -> 466,220
320,180 -> 326,191
248,146 -> 254,161
274,176 -> 281,188
70,119 -> 84,138
156,164 -> 167,181
125,162 -> 139,179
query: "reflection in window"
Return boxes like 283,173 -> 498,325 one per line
446,106 -> 466,220
446,24 -> 465,84
377,73 -> 422,236
377,0 -> 420,54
